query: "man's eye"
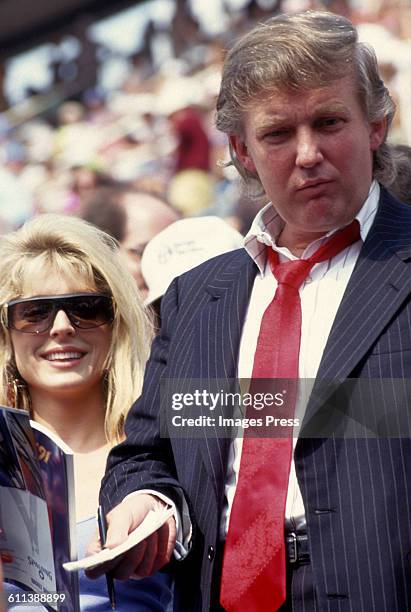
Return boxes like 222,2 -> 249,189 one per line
318,117 -> 343,129
264,129 -> 290,142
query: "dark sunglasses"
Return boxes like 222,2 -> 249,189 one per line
4,293 -> 114,334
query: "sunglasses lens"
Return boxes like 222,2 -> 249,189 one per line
68,296 -> 113,328
10,302 -> 53,333
8,295 -> 114,333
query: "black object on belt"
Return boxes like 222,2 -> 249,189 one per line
285,532 -> 310,564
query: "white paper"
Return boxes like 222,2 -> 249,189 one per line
63,506 -> 174,572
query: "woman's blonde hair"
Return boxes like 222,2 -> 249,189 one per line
0,214 -> 152,444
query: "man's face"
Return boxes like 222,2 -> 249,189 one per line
230,77 -> 386,251
120,193 -> 179,297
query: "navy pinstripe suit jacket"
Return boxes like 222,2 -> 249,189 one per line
101,188 -> 411,611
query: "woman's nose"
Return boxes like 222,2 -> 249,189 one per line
49,309 -> 75,336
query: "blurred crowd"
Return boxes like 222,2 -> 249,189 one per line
0,0 -> 409,241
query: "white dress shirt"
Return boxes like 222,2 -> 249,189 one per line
221,180 -> 380,537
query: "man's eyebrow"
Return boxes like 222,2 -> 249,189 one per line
258,112 -> 289,124
254,116 -> 291,136
261,103 -> 350,122
312,102 -> 351,116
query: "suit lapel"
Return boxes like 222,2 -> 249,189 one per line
196,250 -> 257,500
199,249 -> 257,378
304,190 -> 411,424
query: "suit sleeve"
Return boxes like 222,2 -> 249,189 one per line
99,277 -> 190,518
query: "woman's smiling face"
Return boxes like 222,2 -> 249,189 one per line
10,263 -> 112,402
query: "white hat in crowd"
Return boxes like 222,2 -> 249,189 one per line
141,216 -> 244,305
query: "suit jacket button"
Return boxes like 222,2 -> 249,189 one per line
207,546 -> 215,561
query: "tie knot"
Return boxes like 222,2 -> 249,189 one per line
267,219 -> 360,289
272,259 -> 312,289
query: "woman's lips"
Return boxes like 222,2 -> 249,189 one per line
44,351 -> 84,362
41,348 -> 87,365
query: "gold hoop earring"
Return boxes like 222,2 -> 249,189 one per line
7,370 -> 30,412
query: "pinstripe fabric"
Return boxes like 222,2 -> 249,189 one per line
279,561 -> 319,612
100,188 -> 411,611
297,189 -> 411,611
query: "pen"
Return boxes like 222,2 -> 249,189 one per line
97,506 -> 116,610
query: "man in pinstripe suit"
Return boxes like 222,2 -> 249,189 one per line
93,12 -> 411,611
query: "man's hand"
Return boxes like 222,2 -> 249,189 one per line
85,493 -> 176,581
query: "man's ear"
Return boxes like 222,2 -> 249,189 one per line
229,134 -> 257,174
369,116 -> 388,151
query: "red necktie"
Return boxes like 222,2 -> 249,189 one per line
220,220 -> 360,612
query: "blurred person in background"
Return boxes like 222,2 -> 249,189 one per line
166,98 -> 213,215
0,137 -> 35,233
81,88 -> 114,126
157,83 -> 215,216
80,185 -> 180,299
167,104 -> 210,175
65,166 -> 117,214
53,101 -> 88,164
0,214 -> 172,611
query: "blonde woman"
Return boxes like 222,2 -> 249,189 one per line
0,214 -> 172,611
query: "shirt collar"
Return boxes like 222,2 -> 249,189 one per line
244,180 -> 380,275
